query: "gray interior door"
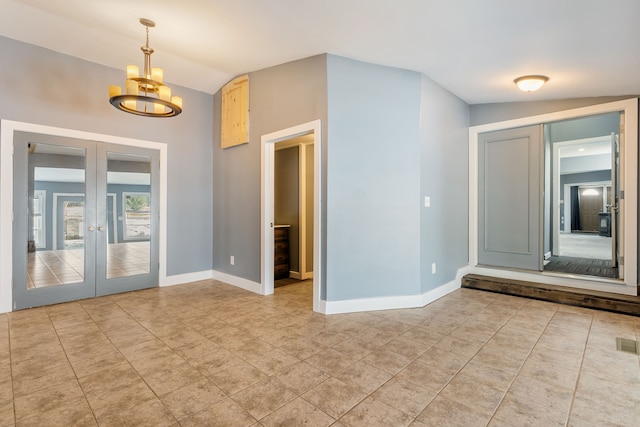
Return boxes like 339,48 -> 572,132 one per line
13,132 -> 97,309
478,125 -> 543,270
12,132 -> 159,309
95,143 -> 159,296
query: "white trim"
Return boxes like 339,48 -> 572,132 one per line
469,98 -> 638,295
322,267 -> 469,315
261,120 -> 323,312
211,270 -> 262,294
0,120 -> 168,313
153,269 -> 265,295
162,270 -> 214,287
289,271 -> 302,280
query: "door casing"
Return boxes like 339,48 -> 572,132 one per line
261,120 -> 323,312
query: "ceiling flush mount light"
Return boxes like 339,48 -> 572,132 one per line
109,18 -> 182,117
514,75 -> 549,92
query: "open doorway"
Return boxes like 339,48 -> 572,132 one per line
273,135 -> 314,289
261,120 -> 323,312
545,112 -> 620,279
469,98 -> 637,296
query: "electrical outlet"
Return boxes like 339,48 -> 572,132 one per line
431,262 -> 436,274
424,196 -> 430,207
230,255 -> 235,266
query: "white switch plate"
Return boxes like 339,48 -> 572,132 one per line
424,196 -> 430,207
431,262 -> 436,274
230,255 -> 235,265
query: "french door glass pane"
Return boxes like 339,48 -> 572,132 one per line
106,152 -> 151,279
28,144 -> 86,288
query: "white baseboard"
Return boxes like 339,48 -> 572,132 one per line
161,269 -> 264,296
160,270 -> 213,287
321,266 -> 469,315
289,271 -> 302,280
288,271 -> 314,280
160,266 -> 470,316
211,270 -> 263,294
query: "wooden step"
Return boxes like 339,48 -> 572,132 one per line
461,274 -> 640,317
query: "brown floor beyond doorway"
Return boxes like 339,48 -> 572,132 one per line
274,278 -> 311,288
544,256 -> 618,279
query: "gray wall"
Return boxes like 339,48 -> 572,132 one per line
212,55 -> 328,283
548,113 -> 620,143
305,145 -> 314,272
325,55 -> 423,300
0,36 -> 214,276
470,97 -> 634,126
419,75 -> 470,292
275,146 -> 300,272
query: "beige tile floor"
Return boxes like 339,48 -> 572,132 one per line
1,280 -> 639,426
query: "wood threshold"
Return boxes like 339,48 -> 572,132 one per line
461,274 -> 640,317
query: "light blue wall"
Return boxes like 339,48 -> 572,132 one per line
0,36 -> 214,276
325,55 -> 422,300
547,113 -> 620,142
419,76 -> 470,293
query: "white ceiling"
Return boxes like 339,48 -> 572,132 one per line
558,138 -> 611,159
2,0 -> 639,104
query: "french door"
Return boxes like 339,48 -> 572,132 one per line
12,131 -> 159,309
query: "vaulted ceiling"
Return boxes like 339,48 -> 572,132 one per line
1,0 -> 639,104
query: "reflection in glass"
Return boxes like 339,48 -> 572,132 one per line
27,144 -> 86,288
106,152 -> 151,279
63,200 -> 84,249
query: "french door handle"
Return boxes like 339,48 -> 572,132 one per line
88,225 -> 95,232
97,225 -> 104,231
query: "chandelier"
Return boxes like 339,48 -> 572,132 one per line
109,18 -> 182,117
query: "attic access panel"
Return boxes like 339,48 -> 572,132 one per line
221,74 -> 249,149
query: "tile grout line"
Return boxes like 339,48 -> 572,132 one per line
49,303 -> 101,427
6,316 -> 16,427
483,303 -> 559,426
82,300 -> 178,425
564,312 -> 594,427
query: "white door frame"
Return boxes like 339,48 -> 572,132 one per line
0,120 -> 168,313
261,120 -> 323,312
469,98 -> 638,295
